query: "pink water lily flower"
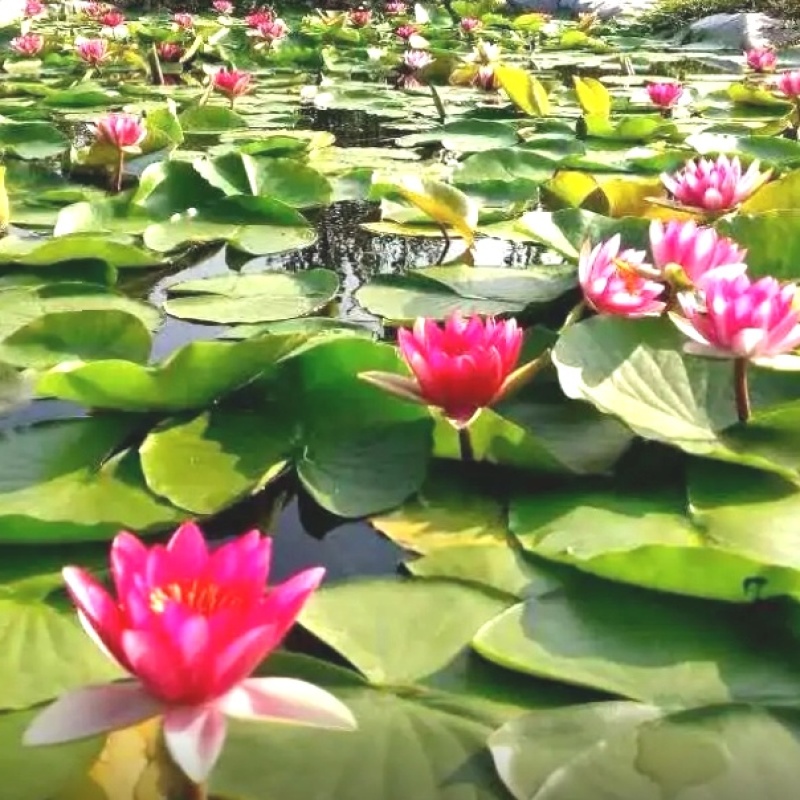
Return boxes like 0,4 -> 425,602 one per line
245,6 -> 272,27
173,12 -> 193,29
256,17 -> 288,42
362,312 -> 523,428
100,9 -> 125,28
646,80 -> 684,109
24,0 -> 45,17
460,16 -> 482,33
473,64 -> 499,91
660,154 -> 772,213
213,67 -> 252,107
672,273 -> 800,368
157,42 -> 183,62
579,234 -> 666,318
24,523 -> 357,784
774,70 -> 800,99
76,38 -> 109,66
395,23 -> 418,39
649,219 -> 748,290
746,46 -> 776,73
91,112 -> 146,150
396,49 -> 433,89
213,0 -> 234,13
10,33 -> 45,57
384,1 -> 407,14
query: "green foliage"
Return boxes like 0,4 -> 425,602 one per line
640,0 -> 800,31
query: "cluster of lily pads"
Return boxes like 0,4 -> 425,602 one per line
5,0 -> 800,798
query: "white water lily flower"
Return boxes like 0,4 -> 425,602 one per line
367,46 -> 385,61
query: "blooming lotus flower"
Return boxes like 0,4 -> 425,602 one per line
672,273 -> 800,368
173,12 -> 193,30
579,234 -> 666,318
660,155 -> 772,213
157,42 -> 183,62
362,313 -> 524,427
395,23 -> 418,39
473,65 -> 499,91
24,0 -> 45,17
10,33 -> 45,57
646,80 -> 684,109
384,1 -> 407,14
774,70 -> 800,99
91,112 -> 146,150
397,49 -> 433,89
349,7 -> 371,26
213,0 -> 234,13
213,67 -> 252,107
24,523 -> 357,784
245,7 -> 273,27
746,46 -> 776,73
649,219 -> 748,290
460,16 -> 481,33
256,17 -> 288,42
100,9 -> 124,27
76,38 -> 109,66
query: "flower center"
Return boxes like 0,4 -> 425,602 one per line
613,259 -> 642,293
149,580 -> 243,615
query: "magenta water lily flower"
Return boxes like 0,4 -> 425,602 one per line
460,16 -> 482,33
660,155 -> 772,213
395,23 -> 418,39
579,234 -> 666,318
157,42 -> 183,62
746,46 -> 776,73
672,273 -> 800,368
646,80 -> 684,109
76,38 -> 110,66
213,0 -> 234,13
91,112 -> 146,150
361,312 -> 524,429
10,33 -> 44,57
649,219 -> 748,290
384,0 -> 407,14
100,9 -> 124,28
256,17 -> 288,43
245,7 -> 272,27
172,12 -> 193,30
473,64 -> 499,91
24,0 -> 45,17
24,523 -> 357,784
213,67 -> 252,107
774,70 -> 800,99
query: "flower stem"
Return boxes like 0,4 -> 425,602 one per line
436,223 -> 450,266
734,358 -> 751,424
186,781 -> 208,800
558,300 -> 585,334
458,426 -> 474,462
114,150 -> 124,194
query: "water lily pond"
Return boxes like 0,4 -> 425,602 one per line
5,0 -> 800,798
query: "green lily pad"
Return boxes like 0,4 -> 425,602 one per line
178,104 -> 247,133
164,269 -> 339,324
0,120 -> 70,160
0,235 -> 161,269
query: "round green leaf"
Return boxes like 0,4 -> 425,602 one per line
0,310 -> 152,369
164,270 -> 340,324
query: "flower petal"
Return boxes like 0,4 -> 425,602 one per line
163,704 -> 227,784
24,682 -> 162,746
221,677 -> 357,731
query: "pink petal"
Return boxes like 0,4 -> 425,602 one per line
62,567 -> 124,659
221,677 -> 357,730
166,521 -> 209,578
163,704 -> 227,784
24,682 -> 162,746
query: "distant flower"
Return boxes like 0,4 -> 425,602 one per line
10,33 -> 45,57
256,17 -> 288,42
24,0 -> 45,17
76,38 -> 109,66
397,48 -> 433,89
100,9 -> 124,28
745,46 -> 776,73
349,7 -> 371,27
172,12 -> 193,30
466,40 -> 500,65
395,23 -> 418,40
212,0 -> 234,13
213,67 -> 252,107
156,42 -> 183,62
646,80 -> 684,109
23,523 -> 357,784
774,69 -> 800,99
473,64 -> 499,91
384,1 -> 407,15
648,219 -> 748,290
362,313 -> 524,428
672,273 -> 800,368
366,46 -> 385,61
660,155 -> 771,213
245,6 -> 273,27
91,112 -> 146,150
84,2 -> 108,20
460,16 -> 481,33
579,234 -> 666,318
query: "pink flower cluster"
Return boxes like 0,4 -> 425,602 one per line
579,218 -> 800,367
